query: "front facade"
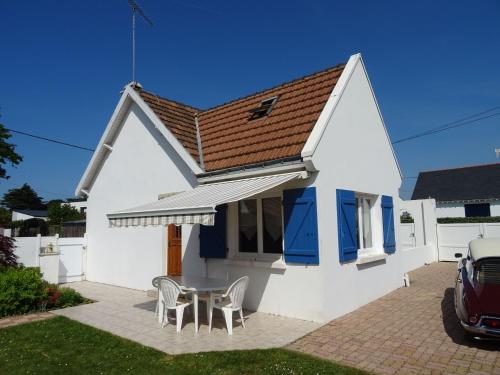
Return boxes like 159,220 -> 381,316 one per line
76,54 -> 406,322
412,163 -> 500,218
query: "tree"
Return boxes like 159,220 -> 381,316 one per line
0,123 -> 22,180
1,183 -> 45,210
0,235 -> 18,267
47,201 -> 84,225
0,207 -> 11,227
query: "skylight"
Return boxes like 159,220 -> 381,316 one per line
249,96 -> 278,119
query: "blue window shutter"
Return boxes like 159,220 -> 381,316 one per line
200,204 -> 227,258
382,195 -> 396,254
336,189 -> 358,262
283,187 -> 319,265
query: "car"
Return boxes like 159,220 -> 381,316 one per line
454,238 -> 500,339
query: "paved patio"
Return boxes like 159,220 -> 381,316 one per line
53,281 -> 320,355
289,262 -> 500,375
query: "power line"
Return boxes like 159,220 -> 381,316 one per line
392,105 -> 500,145
5,128 -> 95,152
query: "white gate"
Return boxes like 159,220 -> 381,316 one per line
437,223 -> 500,261
400,223 -> 416,249
58,237 -> 86,283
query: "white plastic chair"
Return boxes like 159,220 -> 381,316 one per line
159,278 -> 193,333
152,276 -> 169,317
208,276 -> 249,335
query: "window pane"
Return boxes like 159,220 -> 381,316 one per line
262,197 -> 283,254
239,200 -> 257,252
361,199 -> 372,248
465,203 -> 491,217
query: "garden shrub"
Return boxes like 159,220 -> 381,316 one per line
437,216 -> 500,224
54,287 -> 84,308
0,267 -> 46,317
0,268 -> 85,317
18,218 -> 49,237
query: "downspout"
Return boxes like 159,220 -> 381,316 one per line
194,112 -> 205,171
194,112 -> 208,277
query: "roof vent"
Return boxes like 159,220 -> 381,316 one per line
249,96 -> 278,119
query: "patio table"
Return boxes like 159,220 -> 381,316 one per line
157,276 -> 229,333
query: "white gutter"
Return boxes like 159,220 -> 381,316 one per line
197,162 -> 308,184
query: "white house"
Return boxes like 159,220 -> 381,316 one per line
76,53 -> 410,323
66,199 -> 87,214
11,209 -> 48,222
412,163 -> 500,218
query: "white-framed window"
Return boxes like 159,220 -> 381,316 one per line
237,196 -> 283,256
355,193 -> 383,256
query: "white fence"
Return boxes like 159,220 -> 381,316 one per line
398,199 -> 439,274
13,234 -> 87,284
437,222 -> 500,261
399,223 -> 416,249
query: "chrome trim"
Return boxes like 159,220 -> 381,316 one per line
461,315 -> 500,337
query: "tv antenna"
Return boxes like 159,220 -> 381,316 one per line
127,0 -> 153,85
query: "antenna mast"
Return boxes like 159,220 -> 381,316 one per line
127,0 -> 153,85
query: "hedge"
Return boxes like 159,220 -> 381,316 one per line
437,216 -> 500,224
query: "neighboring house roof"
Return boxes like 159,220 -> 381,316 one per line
412,162 -> 500,202
137,64 -> 345,172
13,209 -> 48,218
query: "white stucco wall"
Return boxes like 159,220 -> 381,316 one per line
436,203 -> 465,218
492,202 -> 500,216
436,201 -> 500,218
309,58 -> 403,322
85,103 -> 202,290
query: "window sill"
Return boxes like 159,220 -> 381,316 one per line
223,257 -> 287,270
356,253 -> 387,265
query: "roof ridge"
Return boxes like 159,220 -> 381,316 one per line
139,90 -> 200,112
138,63 -> 345,115
420,161 -> 500,174
200,63 -> 346,114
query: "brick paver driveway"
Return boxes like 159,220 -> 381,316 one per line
289,262 -> 500,375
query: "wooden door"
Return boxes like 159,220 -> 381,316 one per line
167,224 -> 182,276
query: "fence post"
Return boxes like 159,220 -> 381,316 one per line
36,234 -> 42,267
54,233 -> 60,253
82,233 -> 88,280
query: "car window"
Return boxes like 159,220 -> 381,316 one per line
478,259 -> 500,285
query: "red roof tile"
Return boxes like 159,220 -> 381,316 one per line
138,63 -> 345,172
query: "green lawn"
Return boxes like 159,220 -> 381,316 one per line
0,316 -> 365,375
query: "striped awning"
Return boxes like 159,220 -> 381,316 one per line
107,171 -> 307,227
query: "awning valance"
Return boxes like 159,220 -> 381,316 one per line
107,171 -> 307,227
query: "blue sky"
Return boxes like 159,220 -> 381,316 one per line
0,0 -> 499,201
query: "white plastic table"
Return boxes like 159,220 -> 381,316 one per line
157,276 -> 229,333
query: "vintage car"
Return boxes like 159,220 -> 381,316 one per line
455,238 -> 500,338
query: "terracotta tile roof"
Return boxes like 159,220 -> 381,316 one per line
139,91 -> 200,163
138,63 -> 346,172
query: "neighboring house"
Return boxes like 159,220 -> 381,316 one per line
412,163 -> 500,218
66,198 -> 87,214
76,53 -> 404,322
11,209 -> 48,222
